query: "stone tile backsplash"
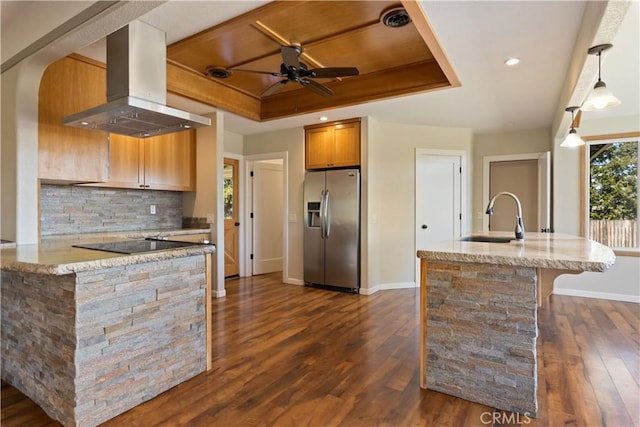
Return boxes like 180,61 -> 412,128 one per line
41,185 -> 183,235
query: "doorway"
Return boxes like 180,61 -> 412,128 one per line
482,152 -> 550,232
223,158 -> 240,278
489,160 -> 538,232
244,152 -> 289,280
251,159 -> 283,275
415,149 -> 467,283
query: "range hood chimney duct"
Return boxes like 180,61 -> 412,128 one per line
63,20 -> 210,138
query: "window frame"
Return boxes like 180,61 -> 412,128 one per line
581,132 -> 640,256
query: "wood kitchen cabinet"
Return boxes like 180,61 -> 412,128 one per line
38,55 -> 109,183
304,118 -> 361,169
103,130 -> 197,191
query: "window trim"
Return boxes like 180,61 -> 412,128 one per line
581,132 -> 640,257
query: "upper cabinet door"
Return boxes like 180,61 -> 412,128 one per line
305,118 -> 360,170
305,127 -> 333,169
104,134 -> 144,189
331,121 -> 360,168
144,130 -> 197,191
38,56 -> 109,183
95,130 -> 197,191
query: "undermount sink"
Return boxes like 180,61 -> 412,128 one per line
459,236 -> 513,243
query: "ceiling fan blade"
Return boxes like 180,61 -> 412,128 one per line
301,78 -> 334,97
231,68 -> 284,77
281,45 -> 301,71
307,67 -> 360,78
262,79 -> 288,97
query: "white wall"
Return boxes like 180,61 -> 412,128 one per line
224,130 -> 244,155
555,257 -> 640,303
1,62 -> 40,243
364,118 -> 473,292
473,128 -> 552,231
243,127 -> 305,284
553,114 -> 640,302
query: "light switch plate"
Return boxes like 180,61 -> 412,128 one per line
206,213 -> 215,224
150,205 -> 157,215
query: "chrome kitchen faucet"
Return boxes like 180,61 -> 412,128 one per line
485,192 -> 525,240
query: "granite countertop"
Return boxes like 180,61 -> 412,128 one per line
417,232 -> 615,272
39,227 -> 211,244
1,229 -> 215,275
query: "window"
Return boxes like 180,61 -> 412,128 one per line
585,136 -> 639,250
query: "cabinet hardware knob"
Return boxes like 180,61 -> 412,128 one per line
421,224 -> 428,229
234,222 -> 240,226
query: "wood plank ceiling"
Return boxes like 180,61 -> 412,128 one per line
166,1 -> 457,122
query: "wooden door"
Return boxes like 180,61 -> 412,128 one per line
105,134 -> 144,189
224,158 -> 240,278
38,55 -> 108,183
145,130 -> 196,191
305,127 -> 333,169
332,121 -> 360,167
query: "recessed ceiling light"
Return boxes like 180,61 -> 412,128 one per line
319,116 -> 328,121
504,57 -> 520,66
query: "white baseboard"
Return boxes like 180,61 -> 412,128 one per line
359,281 -> 417,295
285,278 -> 305,286
553,288 -> 640,303
212,289 -> 227,298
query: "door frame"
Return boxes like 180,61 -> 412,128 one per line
482,152 -> 551,232
223,152 -> 245,277
243,151 -> 289,282
414,148 -> 468,284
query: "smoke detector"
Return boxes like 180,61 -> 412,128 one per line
381,6 -> 412,28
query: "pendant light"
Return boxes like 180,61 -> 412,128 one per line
582,44 -> 621,111
561,106 -> 585,147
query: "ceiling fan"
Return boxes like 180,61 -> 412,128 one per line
206,45 -> 359,97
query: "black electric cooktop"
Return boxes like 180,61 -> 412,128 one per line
72,238 -> 207,255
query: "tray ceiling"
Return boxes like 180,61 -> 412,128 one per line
165,1 -> 457,121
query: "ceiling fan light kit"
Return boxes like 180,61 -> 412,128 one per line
560,106 -> 585,148
581,43 -> 621,111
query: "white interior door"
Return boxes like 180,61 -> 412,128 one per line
415,152 -> 462,280
251,160 -> 283,275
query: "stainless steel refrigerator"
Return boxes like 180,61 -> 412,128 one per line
304,169 -> 360,292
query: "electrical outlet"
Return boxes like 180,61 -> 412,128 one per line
206,213 -> 215,224
150,205 -> 157,215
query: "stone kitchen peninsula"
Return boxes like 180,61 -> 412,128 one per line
1,241 -> 215,427
417,232 -> 615,417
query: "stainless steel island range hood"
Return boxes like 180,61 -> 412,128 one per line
63,20 -> 210,138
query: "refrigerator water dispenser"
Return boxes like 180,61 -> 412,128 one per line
307,202 -> 321,227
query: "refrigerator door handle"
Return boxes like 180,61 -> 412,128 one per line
324,190 -> 331,238
319,189 -> 326,239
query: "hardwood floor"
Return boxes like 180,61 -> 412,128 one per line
2,272 -> 638,426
